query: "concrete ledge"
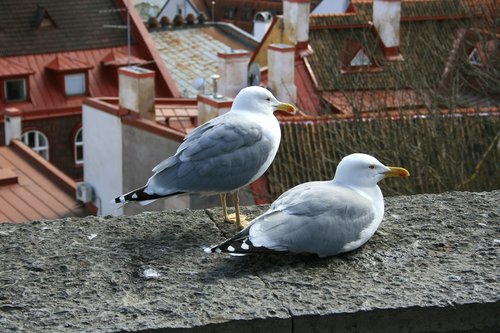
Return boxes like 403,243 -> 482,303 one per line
1,191 -> 499,332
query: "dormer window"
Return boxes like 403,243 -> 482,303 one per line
340,39 -> 381,74
350,49 -> 371,67
34,5 -> 57,29
64,73 -> 86,96
46,54 -> 92,97
4,78 -> 27,102
468,48 -> 481,66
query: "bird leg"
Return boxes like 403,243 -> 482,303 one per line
220,191 -> 248,228
220,193 -> 230,222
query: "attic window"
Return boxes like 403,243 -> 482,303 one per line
350,49 -> 371,67
34,6 -> 57,29
468,48 -> 481,66
4,78 -> 27,102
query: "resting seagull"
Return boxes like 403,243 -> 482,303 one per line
114,86 -> 296,228
205,153 -> 409,257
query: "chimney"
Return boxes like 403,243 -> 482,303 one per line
118,66 -> 155,120
283,0 -> 310,49
197,74 -> 233,125
267,44 -> 296,104
373,0 -> 402,60
253,11 -> 273,41
217,50 -> 250,98
4,107 -> 22,145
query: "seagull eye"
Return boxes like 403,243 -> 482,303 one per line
266,97 -> 271,101
368,165 -> 375,169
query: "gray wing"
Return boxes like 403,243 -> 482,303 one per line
146,113 -> 276,195
249,181 -> 375,257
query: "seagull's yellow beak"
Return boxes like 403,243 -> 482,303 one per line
384,166 -> 410,178
274,102 -> 296,114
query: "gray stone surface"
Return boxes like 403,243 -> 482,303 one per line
0,191 -> 499,332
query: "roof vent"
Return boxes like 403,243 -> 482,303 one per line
34,5 -> 57,29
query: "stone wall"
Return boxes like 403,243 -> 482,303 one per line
1,191 -> 499,332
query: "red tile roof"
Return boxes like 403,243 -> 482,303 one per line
0,140 -> 87,223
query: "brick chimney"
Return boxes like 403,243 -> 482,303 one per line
267,44 -> 296,104
118,66 -> 155,120
373,0 -> 402,60
4,107 -> 22,145
283,0 -> 310,49
217,50 -> 250,98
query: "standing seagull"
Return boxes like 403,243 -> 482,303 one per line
205,153 -> 409,257
114,86 -> 296,228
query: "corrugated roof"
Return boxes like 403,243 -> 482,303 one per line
0,140 -> 86,223
0,46 -> 159,114
45,54 -> 94,71
150,26 -> 254,97
0,58 -> 34,77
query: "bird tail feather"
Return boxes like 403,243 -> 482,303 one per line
114,186 -> 182,205
204,236 -> 275,255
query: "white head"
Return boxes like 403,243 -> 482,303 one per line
333,153 -> 409,187
231,86 -> 295,115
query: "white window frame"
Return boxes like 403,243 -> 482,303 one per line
22,130 -> 49,160
64,73 -> 86,96
4,78 -> 27,102
74,127 -> 84,165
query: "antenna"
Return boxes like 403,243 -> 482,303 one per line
100,0 -> 131,66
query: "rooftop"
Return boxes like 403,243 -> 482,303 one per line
150,25 -> 257,97
0,0 -> 129,56
0,140 -> 86,223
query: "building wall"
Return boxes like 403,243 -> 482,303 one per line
252,17 -> 293,69
121,123 -> 187,215
22,115 -> 83,180
82,104 -> 123,216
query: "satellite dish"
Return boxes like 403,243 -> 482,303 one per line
193,77 -> 205,94
247,62 -> 261,86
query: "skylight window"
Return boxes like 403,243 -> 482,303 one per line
350,49 -> 371,67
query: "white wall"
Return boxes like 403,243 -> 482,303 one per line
83,104 -> 123,216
